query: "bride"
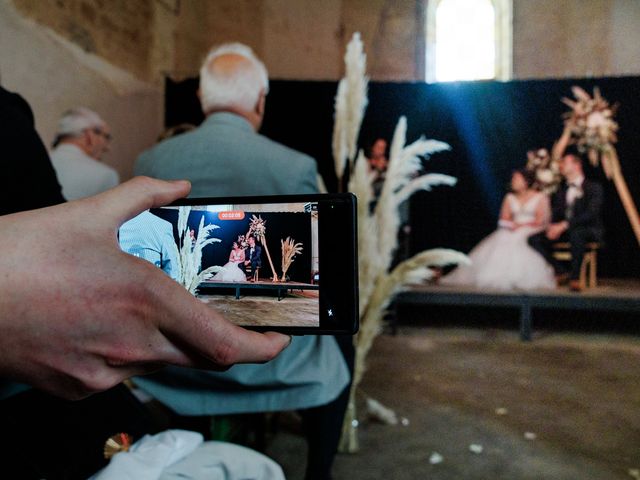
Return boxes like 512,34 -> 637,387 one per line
211,242 -> 247,282
441,169 -> 556,290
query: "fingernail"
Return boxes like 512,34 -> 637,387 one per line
170,179 -> 190,187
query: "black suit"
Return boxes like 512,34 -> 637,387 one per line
528,179 -> 604,280
245,244 -> 262,278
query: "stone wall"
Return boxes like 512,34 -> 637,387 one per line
3,0 -> 640,179
513,0 -> 640,80
0,0 -> 163,179
168,0 -> 640,82
13,0 -> 156,81
170,0 -> 426,81
7,0 -> 640,84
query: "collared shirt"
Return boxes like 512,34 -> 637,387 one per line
119,211 -> 180,281
566,175 -> 585,207
50,143 -> 119,200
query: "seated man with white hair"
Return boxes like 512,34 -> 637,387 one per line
135,42 -> 352,480
50,107 -> 119,200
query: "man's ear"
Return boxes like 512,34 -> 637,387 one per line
83,129 -> 94,148
256,90 -> 266,118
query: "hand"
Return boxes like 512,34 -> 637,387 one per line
498,219 -> 514,230
0,177 -> 291,399
545,222 -> 568,241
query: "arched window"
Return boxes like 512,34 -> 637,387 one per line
426,0 -> 512,82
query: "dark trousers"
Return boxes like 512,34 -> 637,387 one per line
165,336 -> 354,480
528,227 -> 598,280
250,261 -> 260,277
300,335 -> 354,480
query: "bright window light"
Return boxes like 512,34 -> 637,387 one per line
435,0 -> 496,82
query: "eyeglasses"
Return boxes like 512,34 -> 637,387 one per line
92,128 -> 112,142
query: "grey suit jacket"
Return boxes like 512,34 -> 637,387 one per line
135,112 -> 318,197
133,112 -> 349,415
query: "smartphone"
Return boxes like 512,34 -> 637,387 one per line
119,193 -> 358,335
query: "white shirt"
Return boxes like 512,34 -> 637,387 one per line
566,175 -> 585,207
50,143 -> 119,200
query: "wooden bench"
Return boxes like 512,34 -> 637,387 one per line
552,242 -> 600,289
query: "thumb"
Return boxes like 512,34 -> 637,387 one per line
93,176 -> 191,226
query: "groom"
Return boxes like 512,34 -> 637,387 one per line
528,152 -> 604,291
244,235 -> 262,281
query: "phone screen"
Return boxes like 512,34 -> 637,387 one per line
119,194 -> 358,334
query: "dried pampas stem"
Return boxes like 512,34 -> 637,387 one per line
339,116 -> 465,453
333,32 -> 368,187
281,237 -> 303,282
332,34 -> 467,453
172,206 -> 221,294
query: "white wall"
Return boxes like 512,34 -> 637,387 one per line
0,0 -> 163,180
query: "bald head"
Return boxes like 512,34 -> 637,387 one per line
199,43 -> 269,130
208,53 -> 253,78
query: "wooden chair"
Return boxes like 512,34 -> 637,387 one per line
552,242 -> 600,289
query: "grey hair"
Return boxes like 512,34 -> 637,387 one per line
199,43 -> 269,114
53,107 -> 107,147
56,107 -> 106,136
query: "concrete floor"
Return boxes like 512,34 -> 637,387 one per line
266,327 -> 640,479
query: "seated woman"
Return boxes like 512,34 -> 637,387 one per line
441,169 -> 556,290
211,242 -> 247,282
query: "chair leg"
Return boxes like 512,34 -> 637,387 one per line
579,256 -> 588,291
589,252 -> 597,288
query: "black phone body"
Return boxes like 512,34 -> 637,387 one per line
120,193 -> 358,335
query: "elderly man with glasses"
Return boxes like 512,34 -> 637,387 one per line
50,107 -> 119,200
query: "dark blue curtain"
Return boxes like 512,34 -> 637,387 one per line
165,76 -> 640,278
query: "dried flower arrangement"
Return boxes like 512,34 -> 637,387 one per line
280,236 -> 303,282
525,148 -> 562,194
561,86 -> 639,246
236,234 -> 248,249
562,86 -> 619,176
248,214 -> 278,281
334,33 -> 468,452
